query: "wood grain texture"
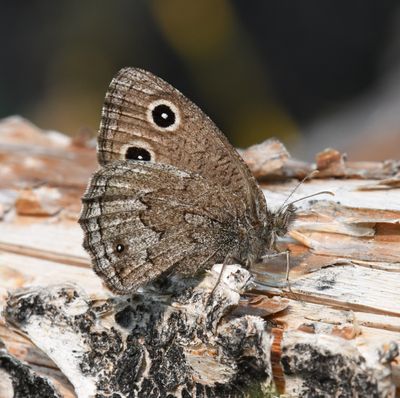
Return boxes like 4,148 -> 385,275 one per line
0,118 -> 399,397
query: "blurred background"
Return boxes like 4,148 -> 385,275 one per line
1,0 -> 400,161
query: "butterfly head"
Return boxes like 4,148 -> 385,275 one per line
265,203 -> 297,250
263,188 -> 334,252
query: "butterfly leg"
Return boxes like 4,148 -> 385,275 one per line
282,249 -> 302,301
283,249 -> 294,294
218,253 -> 242,282
206,253 -> 240,306
262,249 -> 296,295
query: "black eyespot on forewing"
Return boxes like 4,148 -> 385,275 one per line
125,147 -> 151,161
152,104 -> 175,128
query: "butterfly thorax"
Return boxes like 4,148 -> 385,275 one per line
263,204 -> 296,253
236,203 -> 296,268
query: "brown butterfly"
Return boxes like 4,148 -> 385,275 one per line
79,68 -> 295,294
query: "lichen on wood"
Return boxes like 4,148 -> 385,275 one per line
4,266 -> 273,397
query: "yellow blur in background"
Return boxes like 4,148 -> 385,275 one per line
1,1 -> 400,160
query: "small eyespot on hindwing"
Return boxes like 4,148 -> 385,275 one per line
116,244 -> 125,254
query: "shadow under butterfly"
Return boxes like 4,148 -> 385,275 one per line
79,67 -> 331,295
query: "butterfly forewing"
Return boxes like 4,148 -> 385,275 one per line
98,67 -> 267,220
79,161 -> 253,294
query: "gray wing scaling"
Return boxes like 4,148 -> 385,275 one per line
79,161 -> 255,294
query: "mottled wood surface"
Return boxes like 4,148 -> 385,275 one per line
0,116 -> 399,397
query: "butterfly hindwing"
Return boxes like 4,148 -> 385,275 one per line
79,161 -> 247,294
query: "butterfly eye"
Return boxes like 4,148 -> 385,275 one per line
148,100 -> 180,131
125,146 -> 151,161
116,244 -> 125,254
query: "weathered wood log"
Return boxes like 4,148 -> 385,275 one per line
0,116 -> 399,397
0,338 -> 65,398
3,266 -> 275,397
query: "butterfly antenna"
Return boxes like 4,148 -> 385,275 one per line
278,170 -> 320,212
285,190 -> 334,208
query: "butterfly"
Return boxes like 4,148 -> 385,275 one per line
79,68 -> 295,294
